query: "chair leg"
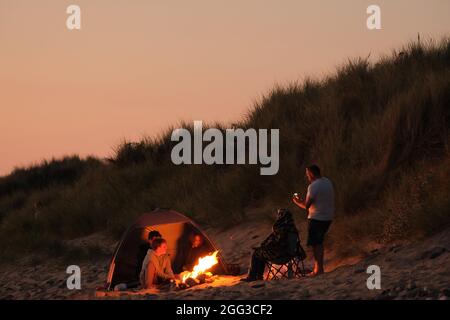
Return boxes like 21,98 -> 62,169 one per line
281,265 -> 287,278
266,263 -> 274,280
272,265 -> 282,279
272,264 -> 285,280
287,262 -> 293,279
267,260 -> 307,280
301,259 -> 306,277
292,259 -> 300,278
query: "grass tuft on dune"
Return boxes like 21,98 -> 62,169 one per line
1,38 -> 449,260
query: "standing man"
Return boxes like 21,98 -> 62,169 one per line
292,165 -> 334,276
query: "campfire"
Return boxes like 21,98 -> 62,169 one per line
176,251 -> 219,289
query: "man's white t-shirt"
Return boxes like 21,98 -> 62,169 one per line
306,177 -> 335,221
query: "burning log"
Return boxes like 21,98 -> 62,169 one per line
176,251 -> 219,290
184,277 -> 200,287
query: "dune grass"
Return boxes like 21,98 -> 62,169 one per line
1,38 -> 449,260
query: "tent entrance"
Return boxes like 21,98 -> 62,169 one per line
105,209 -> 226,289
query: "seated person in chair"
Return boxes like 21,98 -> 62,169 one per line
241,209 -> 299,282
140,238 -> 175,289
182,233 -> 210,271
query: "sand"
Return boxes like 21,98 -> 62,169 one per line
1,222 -> 449,300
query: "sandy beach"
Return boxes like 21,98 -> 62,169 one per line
1,220 -> 449,300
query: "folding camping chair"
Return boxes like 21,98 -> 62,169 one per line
265,241 -> 307,280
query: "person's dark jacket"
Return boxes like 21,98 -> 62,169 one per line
183,244 -> 210,271
254,209 -> 299,263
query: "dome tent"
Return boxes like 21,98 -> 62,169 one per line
105,208 -> 227,290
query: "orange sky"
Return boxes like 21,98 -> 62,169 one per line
1,0 -> 449,176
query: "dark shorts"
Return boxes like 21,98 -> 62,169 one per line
307,219 -> 332,246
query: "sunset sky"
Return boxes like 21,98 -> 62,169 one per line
1,0 -> 449,176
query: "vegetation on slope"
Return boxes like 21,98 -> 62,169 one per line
1,38 -> 449,259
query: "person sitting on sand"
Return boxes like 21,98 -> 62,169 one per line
136,230 -> 162,279
140,238 -> 175,289
292,164 -> 334,277
241,209 -> 299,282
182,233 -> 210,271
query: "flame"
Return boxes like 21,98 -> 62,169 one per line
181,251 -> 219,283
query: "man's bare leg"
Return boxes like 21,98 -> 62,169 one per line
308,244 -> 324,276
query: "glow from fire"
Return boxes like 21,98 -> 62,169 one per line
181,251 -> 219,283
